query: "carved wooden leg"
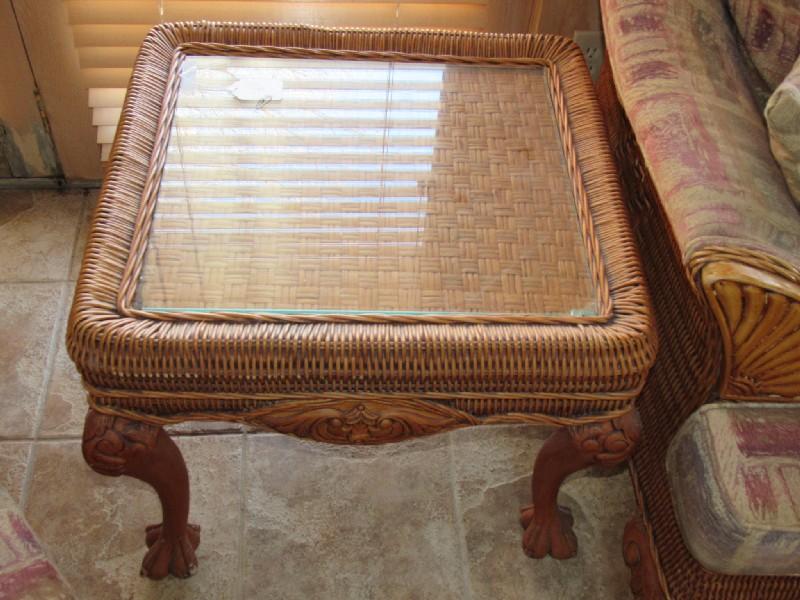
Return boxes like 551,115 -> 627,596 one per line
623,516 -> 665,600
82,409 -> 200,580
520,410 -> 641,559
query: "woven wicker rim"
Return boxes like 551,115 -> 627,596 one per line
115,43 -> 613,325
69,25 -> 655,414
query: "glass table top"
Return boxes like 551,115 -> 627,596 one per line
135,55 -> 598,316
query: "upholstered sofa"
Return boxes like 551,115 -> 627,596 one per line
597,0 -> 800,597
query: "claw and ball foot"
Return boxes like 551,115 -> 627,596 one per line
82,409 -> 200,579
519,503 -> 577,559
521,410 -> 641,559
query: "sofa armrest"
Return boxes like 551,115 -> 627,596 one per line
601,0 -> 800,401
601,0 -> 800,272
701,259 -> 800,400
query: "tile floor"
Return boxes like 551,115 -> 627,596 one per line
0,188 -> 636,599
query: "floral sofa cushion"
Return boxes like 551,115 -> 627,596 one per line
601,0 -> 800,271
727,0 -> 800,90
667,403 -> 800,576
766,56 -> 800,207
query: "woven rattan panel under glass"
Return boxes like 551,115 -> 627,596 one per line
136,55 -> 598,316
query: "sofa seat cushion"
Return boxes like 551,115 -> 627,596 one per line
728,0 -> 800,90
766,56 -> 800,207
602,0 -> 800,272
667,403 -> 800,576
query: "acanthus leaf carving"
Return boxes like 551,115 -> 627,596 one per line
246,398 -> 479,444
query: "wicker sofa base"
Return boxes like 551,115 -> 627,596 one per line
598,62 -> 800,598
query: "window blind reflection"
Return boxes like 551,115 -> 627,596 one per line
138,56 -> 598,316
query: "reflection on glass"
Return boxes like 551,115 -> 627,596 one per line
137,56 -> 598,316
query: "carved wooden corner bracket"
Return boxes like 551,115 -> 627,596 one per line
623,516 -> 666,599
702,261 -> 800,401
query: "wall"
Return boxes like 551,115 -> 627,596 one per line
0,0 -> 60,178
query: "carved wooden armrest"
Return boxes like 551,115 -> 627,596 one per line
701,261 -> 800,401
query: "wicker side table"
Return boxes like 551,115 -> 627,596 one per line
68,23 -> 655,580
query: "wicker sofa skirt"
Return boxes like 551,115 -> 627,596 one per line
598,59 -> 800,599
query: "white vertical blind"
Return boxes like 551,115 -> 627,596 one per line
62,0 -> 495,159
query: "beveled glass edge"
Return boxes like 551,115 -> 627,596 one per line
140,306 -> 601,317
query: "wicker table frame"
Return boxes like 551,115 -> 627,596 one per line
68,23 -> 655,580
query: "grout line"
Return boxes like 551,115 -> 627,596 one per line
237,432 -> 249,600
21,281 -> 72,508
0,429 -> 247,443
0,279 -> 74,285
19,438 -> 38,511
31,284 -> 70,441
66,194 -> 89,282
446,432 -> 474,600
1,434 -> 81,443
0,439 -> 35,446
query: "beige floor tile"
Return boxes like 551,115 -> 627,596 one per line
243,433 -> 467,600
40,281 -> 246,438
0,282 -> 64,438
39,294 -> 85,438
0,441 -> 32,503
25,435 -> 244,600
0,190 -> 85,282
449,424 -> 635,600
